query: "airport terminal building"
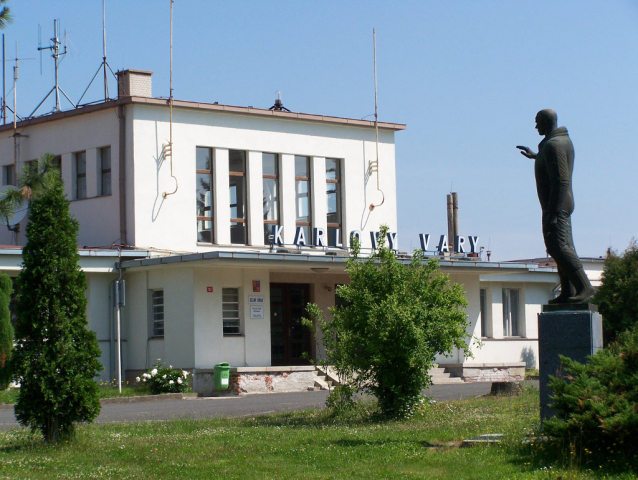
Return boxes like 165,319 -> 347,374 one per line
0,70 -> 602,394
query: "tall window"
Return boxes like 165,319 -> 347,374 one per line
262,153 -> 280,245
75,151 -> 87,200
222,287 -> 241,335
326,158 -> 342,246
99,147 -> 111,196
295,156 -> 311,244
2,164 -> 15,186
480,288 -> 489,337
196,147 -> 213,243
502,288 -> 520,337
229,150 -> 247,244
151,289 -> 164,337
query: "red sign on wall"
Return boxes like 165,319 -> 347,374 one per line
207,286 -> 213,293
252,280 -> 261,293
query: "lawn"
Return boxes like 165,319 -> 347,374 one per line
0,388 -> 635,479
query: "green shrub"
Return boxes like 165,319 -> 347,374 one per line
543,323 -> 638,454
0,273 -> 13,390
306,225 -> 470,418
593,241 -> 638,345
136,361 -> 190,395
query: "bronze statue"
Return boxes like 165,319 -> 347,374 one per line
517,109 -> 595,304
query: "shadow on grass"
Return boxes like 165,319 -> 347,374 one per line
505,436 -> 638,477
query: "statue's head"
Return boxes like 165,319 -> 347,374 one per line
535,109 -> 557,136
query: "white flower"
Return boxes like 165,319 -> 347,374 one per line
143,373 -> 151,379
162,374 -> 167,379
169,380 -> 174,385
151,369 -> 158,376
169,365 -> 173,369
182,371 -> 189,377
135,376 -> 141,382
142,378 -> 146,382
177,378 -> 183,385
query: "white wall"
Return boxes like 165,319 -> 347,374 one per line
0,108 -> 122,248
130,104 -> 398,253
193,266 -> 272,368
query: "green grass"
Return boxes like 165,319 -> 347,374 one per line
0,388 -> 636,479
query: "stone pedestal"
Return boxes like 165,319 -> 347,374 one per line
538,303 -> 602,421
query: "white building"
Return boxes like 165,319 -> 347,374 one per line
0,70 -> 600,393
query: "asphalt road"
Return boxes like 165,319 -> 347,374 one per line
0,382 -> 536,431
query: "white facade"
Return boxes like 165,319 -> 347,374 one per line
0,70 -> 603,389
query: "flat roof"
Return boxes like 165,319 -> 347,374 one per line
0,97 -> 406,133
119,250 -> 556,274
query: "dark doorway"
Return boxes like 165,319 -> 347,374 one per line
270,283 -> 311,366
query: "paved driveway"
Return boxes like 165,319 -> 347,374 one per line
0,381 -> 537,431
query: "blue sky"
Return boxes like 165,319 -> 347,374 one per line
4,1 -> 637,260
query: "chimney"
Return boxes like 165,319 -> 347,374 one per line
446,192 -> 459,253
116,69 -> 153,98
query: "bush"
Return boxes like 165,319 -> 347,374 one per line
136,361 -> 190,395
0,273 -> 14,390
306,225 -> 470,418
593,241 -> 638,345
543,324 -> 638,454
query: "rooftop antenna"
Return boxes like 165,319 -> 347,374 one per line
369,28 -> 385,211
77,0 -> 118,106
163,0 -> 178,199
29,19 -> 76,118
269,91 -> 290,112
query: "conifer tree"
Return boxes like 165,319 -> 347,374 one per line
11,160 -> 102,443
0,273 -> 14,390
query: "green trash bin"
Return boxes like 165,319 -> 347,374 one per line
214,363 -> 231,392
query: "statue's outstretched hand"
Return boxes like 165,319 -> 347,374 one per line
516,145 -> 536,159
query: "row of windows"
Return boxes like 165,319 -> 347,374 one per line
196,148 -> 343,247
2,149 -> 111,200
150,287 -> 240,337
479,288 -> 521,338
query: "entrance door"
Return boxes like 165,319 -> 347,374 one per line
270,283 -> 311,366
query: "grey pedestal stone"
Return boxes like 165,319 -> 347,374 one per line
538,304 -> 602,421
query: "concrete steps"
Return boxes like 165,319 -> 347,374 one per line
428,366 -> 464,385
310,366 -> 464,389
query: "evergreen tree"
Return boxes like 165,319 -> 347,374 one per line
593,241 -> 638,345
11,161 -> 102,443
0,273 -> 14,390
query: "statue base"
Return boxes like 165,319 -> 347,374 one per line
538,303 -> 602,421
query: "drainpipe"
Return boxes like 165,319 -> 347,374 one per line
116,249 -> 123,393
118,104 -> 127,245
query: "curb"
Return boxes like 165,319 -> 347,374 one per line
0,392 -> 198,409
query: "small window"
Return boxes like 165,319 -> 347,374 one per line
151,290 -> 165,337
99,147 -> 111,196
502,288 -> 520,337
51,155 -> 61,172
2,164 -> 15,186
480,288 -> 489,337
222,287 -> 241,335
75,151 -> 87,200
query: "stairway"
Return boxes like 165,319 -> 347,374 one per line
428,365 -> 464,384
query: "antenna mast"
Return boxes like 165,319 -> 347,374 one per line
163,0 -> 178,199
29,19 -> 76,118
369,28 -> 384,211
77,0 -> 118,105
